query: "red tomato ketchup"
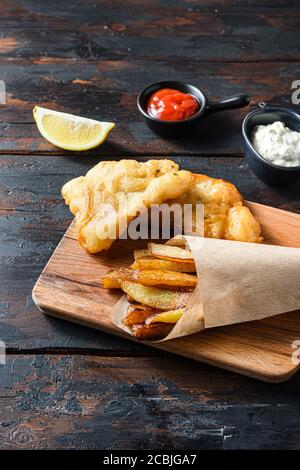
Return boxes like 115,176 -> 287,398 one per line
147,88 -> 200,121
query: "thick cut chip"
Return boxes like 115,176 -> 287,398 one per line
131,323 -> 173,340
165,237 -> 187,247
103,268 -> 197,288
132,268 -> 197,287
145,309 -> 184,325
120,281 -> 193,310
148,243 -> 194,262
124,304 -> 159,326
62,159 -> 192,253
131,258 -> 196,273
102,271 -> 122,289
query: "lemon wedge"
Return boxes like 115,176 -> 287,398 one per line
33,106 -> 115,151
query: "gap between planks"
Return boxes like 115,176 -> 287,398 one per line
1,55 -> 300,64
0,151 -> 244,157
4,348 -> 172,358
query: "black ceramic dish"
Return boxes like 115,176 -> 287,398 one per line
137,80 -> 250,137
242,104 -> 300,185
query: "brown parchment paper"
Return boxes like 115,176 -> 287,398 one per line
111,236 -> 300,341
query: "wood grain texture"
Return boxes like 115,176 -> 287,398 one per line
1,154 -> 300,351
1,0 -> 300,449
33,202 -> 300,382
1,0 -> 300,61
0,0 -> 300,155
1,353 -> 300,449
1,59 -> 299,155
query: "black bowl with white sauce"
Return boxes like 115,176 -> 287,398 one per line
242,104 -> 300,185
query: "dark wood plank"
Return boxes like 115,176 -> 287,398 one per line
1,354 -> 300,449
1,154 -> 300,351
1,0 -> 300,61
0,0 -> 299,450
0,59 -> 299,155
0,0 -> 300,155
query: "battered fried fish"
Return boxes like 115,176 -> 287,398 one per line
62,159 -> 192,253
172,173 -> 262,243
225,202 -> 263,243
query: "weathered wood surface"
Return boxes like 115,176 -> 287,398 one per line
0,0 -> 300,155
1,59 -> 299,155
1,154 -> 300,352
1,0 -> 300,61
1,0 -> 300,450
1,354 -> 300,449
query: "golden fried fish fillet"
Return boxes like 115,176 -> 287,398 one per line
62,159 -> 192,253
225,202 -> 263,243
172,173 -> 263,243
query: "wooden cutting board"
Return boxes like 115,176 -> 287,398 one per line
33,202 -> 300,383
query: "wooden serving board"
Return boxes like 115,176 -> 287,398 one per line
33,202 -> 300,383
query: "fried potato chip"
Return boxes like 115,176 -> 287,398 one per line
131,258 -> 196,273
132,269 -> 197,287
145,309 -> 184,325
102,270 -> 122,289
124,304 -> 159,326
133,248 -> 151,260
131,322 -> 173,340
165,237 -> 187,247
148,243 -> 194,262
62,159 -> 192,253
151,286 -> 195,291
120,281 -> 193,310
104,268 -> 197,288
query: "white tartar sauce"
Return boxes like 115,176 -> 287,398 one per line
251,121 -> 300,167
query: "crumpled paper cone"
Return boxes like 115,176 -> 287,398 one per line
111,236 -> 300,341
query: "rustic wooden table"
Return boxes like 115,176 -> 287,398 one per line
1,0 -> 300,450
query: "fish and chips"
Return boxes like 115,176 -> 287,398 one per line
62,158 -> 263,340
